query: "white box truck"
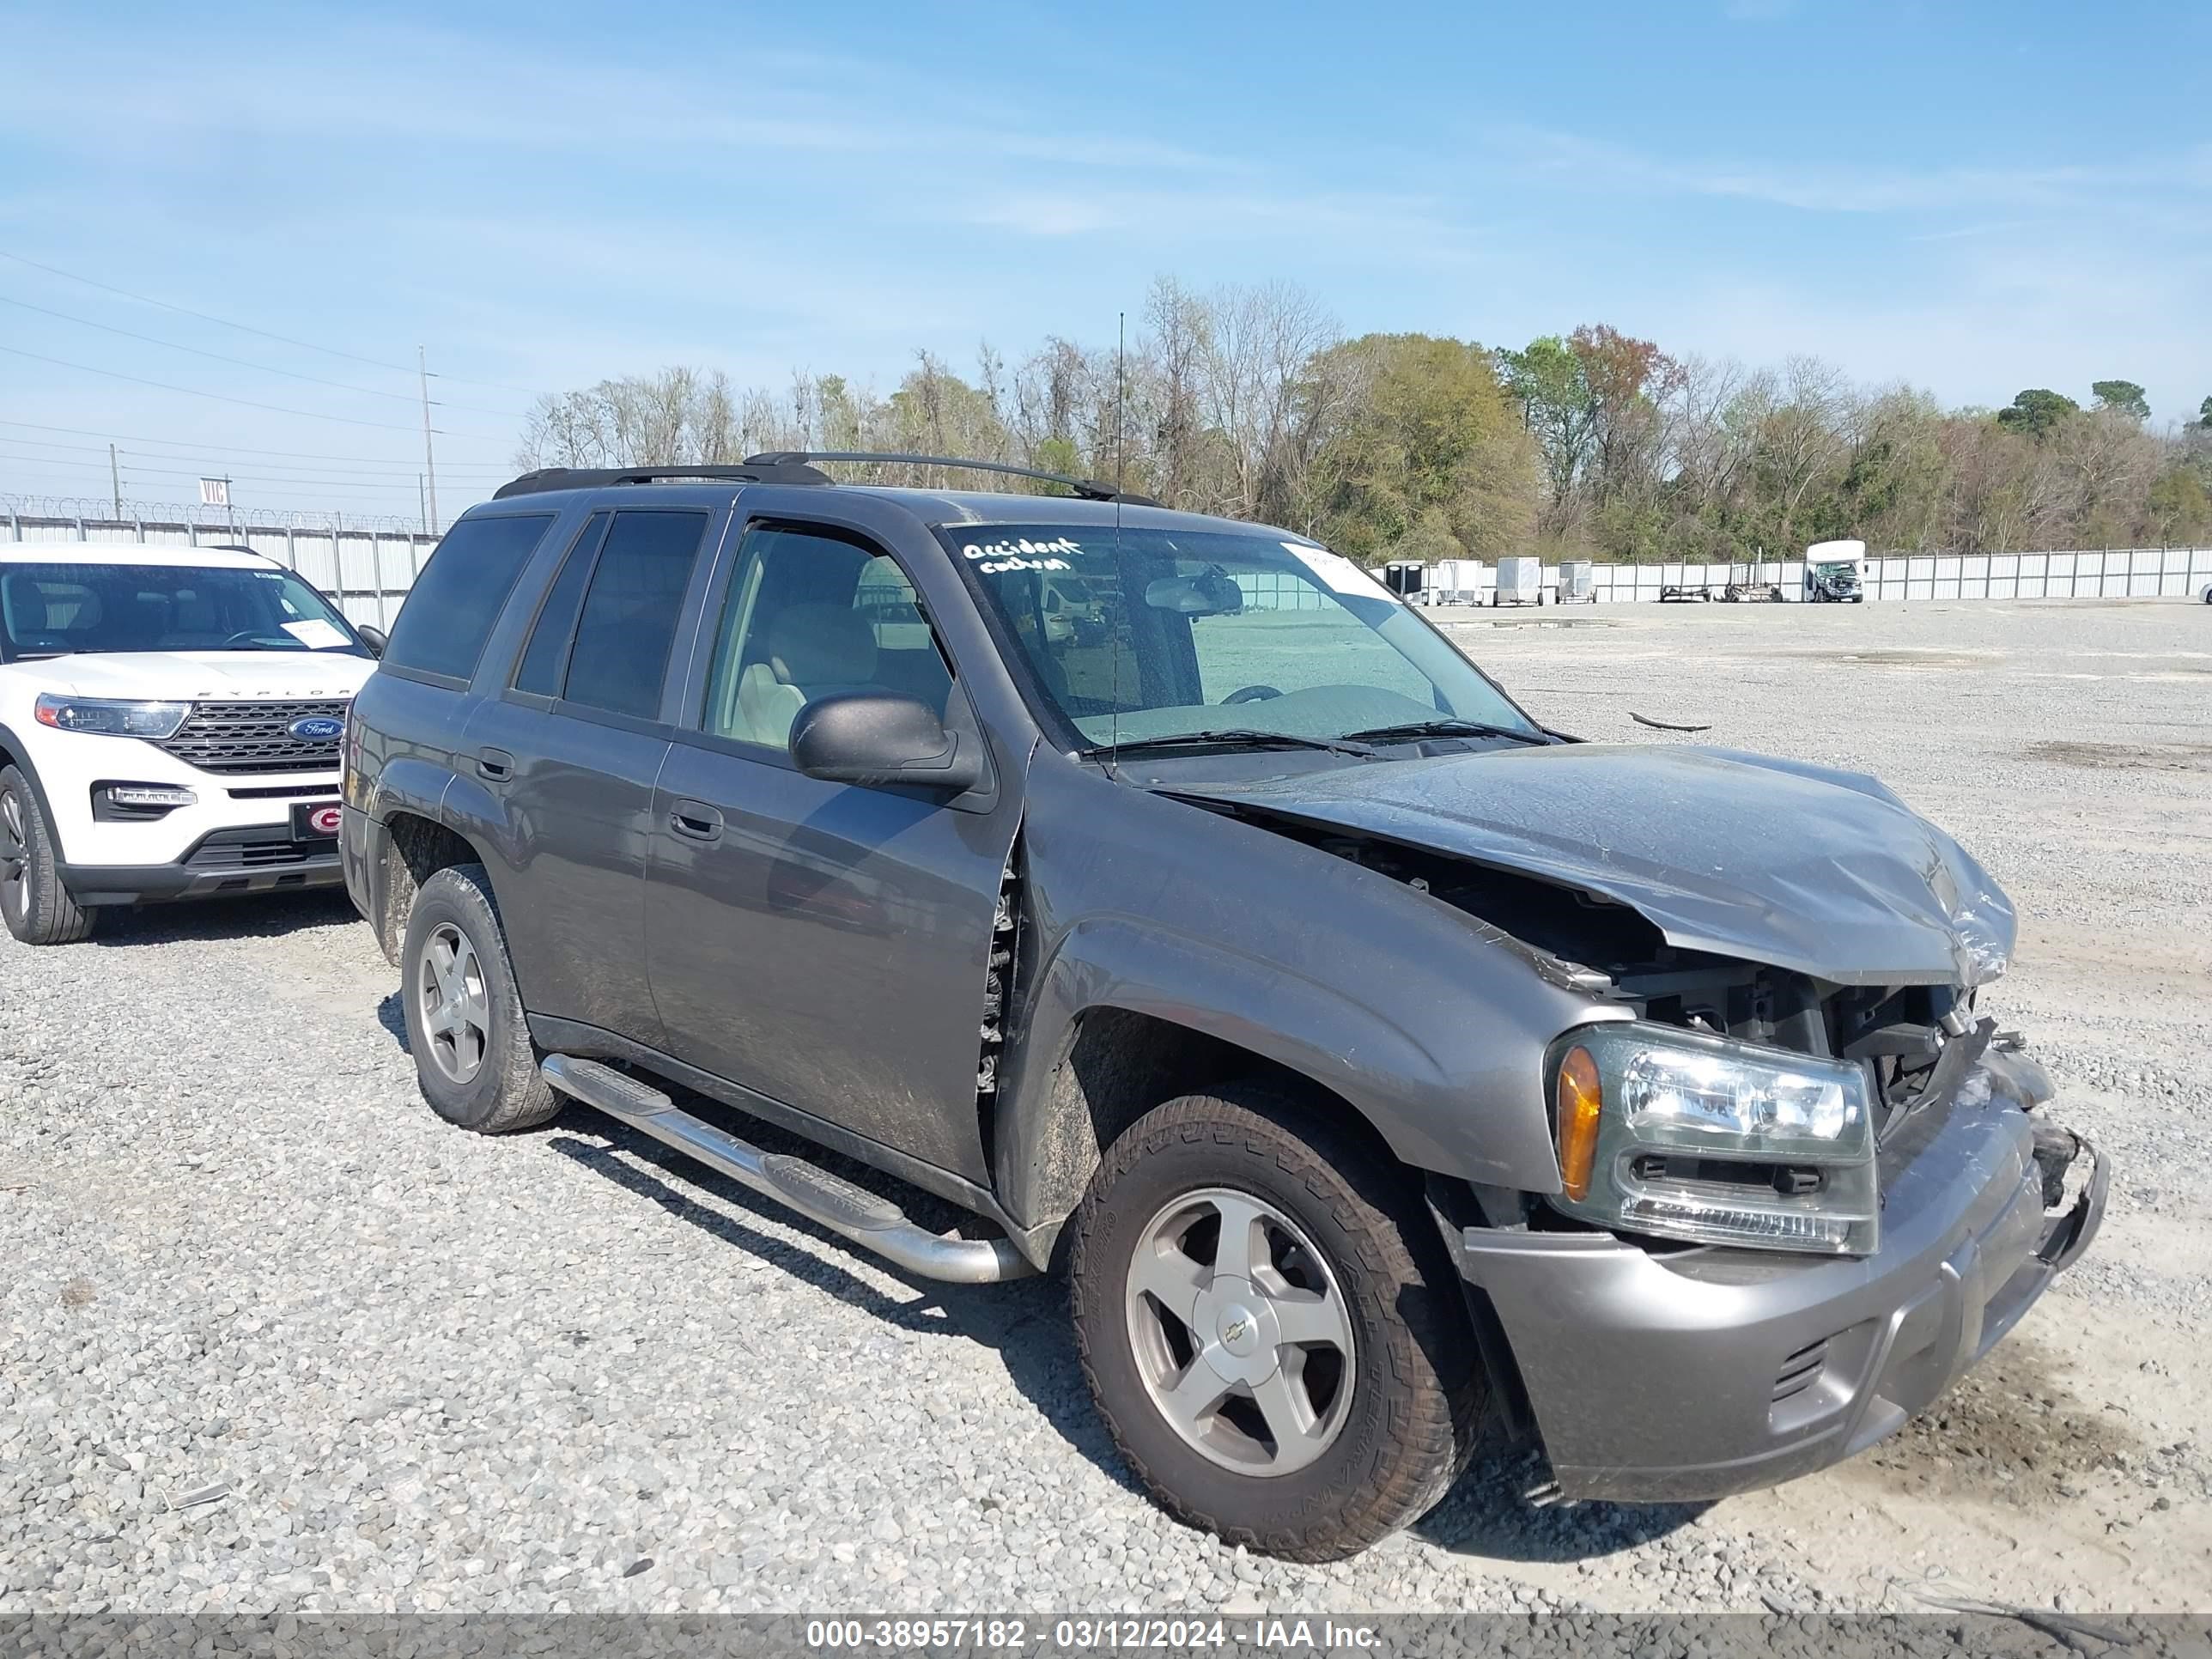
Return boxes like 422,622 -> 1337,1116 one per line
1803,539 -> 1867,603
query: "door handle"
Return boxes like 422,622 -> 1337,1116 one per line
477,748 -> 514,781
669,799 -> 723,842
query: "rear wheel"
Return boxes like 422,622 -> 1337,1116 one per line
1069,1085 -> 1486,1561
400,863 -> 559,1133
0,767 -> 95,946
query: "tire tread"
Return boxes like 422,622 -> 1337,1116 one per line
1068,1084 -> 1484,1562
0,766 -> 96,946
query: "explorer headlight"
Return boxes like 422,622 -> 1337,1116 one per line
33,694 -> 191,739
1549,1022 -> 1878,1256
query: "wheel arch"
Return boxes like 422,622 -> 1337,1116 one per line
0,721 -> 60,830
372,807 -> 490,965
998,1001 -> 1411,1264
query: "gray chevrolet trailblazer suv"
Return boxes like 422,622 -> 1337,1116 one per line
339,453 -> 2105,1560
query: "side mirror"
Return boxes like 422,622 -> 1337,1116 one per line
356,623 -> 387,659
790,693 -> 982,793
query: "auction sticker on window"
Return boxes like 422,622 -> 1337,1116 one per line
1280,541 -> 1396,601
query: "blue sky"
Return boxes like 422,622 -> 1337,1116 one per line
3,0 -> 2207,524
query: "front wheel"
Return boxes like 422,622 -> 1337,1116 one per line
0,766 -> 95,945
1069,1085 -> 1486,1561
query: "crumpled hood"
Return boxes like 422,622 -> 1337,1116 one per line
1174,743 -> 2015,987
8,651 -> 373,701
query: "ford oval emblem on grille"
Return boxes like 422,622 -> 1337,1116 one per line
288,715 -> 345,742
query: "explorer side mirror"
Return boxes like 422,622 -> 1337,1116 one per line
356,623 -> 387,659
790,693 -> 981,793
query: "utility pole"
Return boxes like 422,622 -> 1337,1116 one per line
417,344 -> 440,536
108,443 -> 121,520
417,472 -> 427,536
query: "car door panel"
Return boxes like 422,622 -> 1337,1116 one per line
454,504 -> 722,1048
643,517 -> 1021,1185
647,742 -> 1015,1180
459,695 -> 670,1045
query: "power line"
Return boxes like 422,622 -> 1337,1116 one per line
0,343 -> 520,439
0,448 -> 501,495
0,295 -> 527,418
0,418 -> 514,467
0,433 -> 514,476
0,248 -> 549,400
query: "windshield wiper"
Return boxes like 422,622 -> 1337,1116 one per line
1339,718 -> 1547,746
1081,729 -> 1379,760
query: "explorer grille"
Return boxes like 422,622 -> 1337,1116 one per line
155,699 -> 349,775
184,828 -> 324,871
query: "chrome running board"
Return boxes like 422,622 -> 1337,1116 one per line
542,1055 -> 1035,1284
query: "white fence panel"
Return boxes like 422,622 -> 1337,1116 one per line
7,508 -> 2209,616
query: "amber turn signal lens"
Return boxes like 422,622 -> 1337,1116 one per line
1556,1046 -> 1603,1201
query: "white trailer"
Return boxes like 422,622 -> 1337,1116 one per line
1431,559 -> 1486,605
1492,556 -> 1544,606
1556,561 -> 1595,603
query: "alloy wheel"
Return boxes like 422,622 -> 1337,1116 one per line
1124,1186 -> 1358,1475
417,921 -> 490,1085
0,789 -> 27,921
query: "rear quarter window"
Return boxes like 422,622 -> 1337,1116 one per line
381,514 -> 556,681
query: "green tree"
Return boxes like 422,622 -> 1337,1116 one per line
1995,388 -> 2081,439
2200,394 -> 2212,430
2090,380 -> 2150,421
1310,333 -> 1535,563
1494,335 -> 1595,538
2148,465 -> 2212,544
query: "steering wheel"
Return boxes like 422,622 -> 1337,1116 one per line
1222,684 -> 1284,704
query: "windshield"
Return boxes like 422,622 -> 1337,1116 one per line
0,562 -> 365,660
936,523 -> 1540,749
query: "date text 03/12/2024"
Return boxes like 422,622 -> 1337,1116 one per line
804,1620 -> 1383,1652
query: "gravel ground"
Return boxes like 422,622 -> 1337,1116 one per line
2,598 -> 2207,1619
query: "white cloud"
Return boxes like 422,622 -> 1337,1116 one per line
1489,125 -> 2197,217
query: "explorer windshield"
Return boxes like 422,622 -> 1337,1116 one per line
938,524 -> 1540,749
0,562 -> 366,659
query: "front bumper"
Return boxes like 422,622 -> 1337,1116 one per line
59,826 -> 343,906
1459,1085 -> 2105,1503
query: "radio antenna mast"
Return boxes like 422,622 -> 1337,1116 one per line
1107,310 -> 1127,777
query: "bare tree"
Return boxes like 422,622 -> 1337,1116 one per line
1197,280 -> 1339,521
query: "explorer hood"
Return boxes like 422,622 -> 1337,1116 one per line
5,651 -> 374,702
1174,743 -> 2014,988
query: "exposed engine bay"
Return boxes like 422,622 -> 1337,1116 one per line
1205,802 -> 2091,1214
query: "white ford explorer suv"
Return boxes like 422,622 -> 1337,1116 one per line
0,541 -> 380,944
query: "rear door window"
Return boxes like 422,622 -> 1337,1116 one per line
561,510 -> 712,720
512,511 -> 608,697
382,514 -> 555,681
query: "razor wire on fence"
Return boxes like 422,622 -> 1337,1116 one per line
3,494 -> 429,535
3,500 -> 441,629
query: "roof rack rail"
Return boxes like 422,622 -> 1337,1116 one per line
492,461 -> 833,499
744,452 -> 1162,507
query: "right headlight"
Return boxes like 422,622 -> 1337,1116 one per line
33,693 -> 191,738
1549,1022 -> 1878,1256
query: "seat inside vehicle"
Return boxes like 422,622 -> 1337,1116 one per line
705,527 -> 955,750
